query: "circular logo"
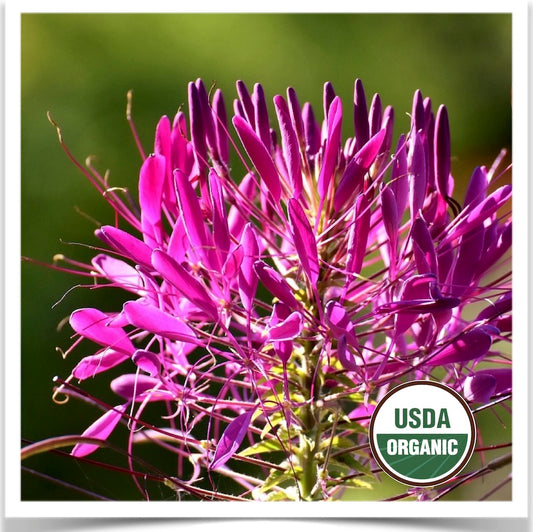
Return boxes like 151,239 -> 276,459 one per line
369,381 -> 476,487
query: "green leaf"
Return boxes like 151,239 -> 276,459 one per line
238,438 -> 285,457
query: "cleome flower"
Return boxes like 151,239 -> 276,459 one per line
26,78 -> 512,501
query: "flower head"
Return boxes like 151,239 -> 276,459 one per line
32,78 -> 511,501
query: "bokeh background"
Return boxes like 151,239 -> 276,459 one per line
21,13 -> 512,501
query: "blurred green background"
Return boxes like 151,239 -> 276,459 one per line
21,13 -> 512,501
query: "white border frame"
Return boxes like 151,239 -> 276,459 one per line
4,0 -> 529,521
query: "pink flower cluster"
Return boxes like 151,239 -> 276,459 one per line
44,78 -> 511,500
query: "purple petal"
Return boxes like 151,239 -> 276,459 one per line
380,185 -> 399,268
274,95 -> 302,199
132,349 -> 162,377
267,311 -> 303,341
236,80 -> 256,129
91,254 -> 143,293
287,87 -> 305,148
325,300 -> 358,347
212,88 -> 229,164
96,225 -> 153,268
174,169 -> 214,267
353,78 -> 369,151
390,134 -> 408,218
346,194 -> 371,276
464,166 -> 488,208
318,97 -> 342,200
323,81 -> 336,118
253,83 -> 271,150
411,217 -> 438,275
123,299 -> 198,344
463,368 -> 511,402
288,198 -> 320,284
210,407 -> 256,470
334,128 -> 386,211
70,308 -> 134,354
152,249 -> 218,320
411,89 -> 425,133
476,292 -> 512,322
188,81 -> 208,176
254,260 -> 299,309
434,105 -> 451,200
110,374 -> 172,402
139,154 -> 166,245
369,93 -> 382,137
71,403 -> 128,457
302,102 -> 321,156
407,131 -> 427,218
72,349 -> 129,380
233,115 -> 282,203
238,223 -> 260,312
195,78 -> 217,155
337,334 -> 358,372
208,169 -> 230,259
426,327 -> 492,366
448,224 -> 485,297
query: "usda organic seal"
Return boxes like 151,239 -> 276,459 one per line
369,381 -> 476,487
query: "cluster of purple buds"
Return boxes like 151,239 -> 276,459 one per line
37,78 -> 511,501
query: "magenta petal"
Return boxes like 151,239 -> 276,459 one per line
123,300 -> 198,344
110,374 -> 172,402
476,292 -> 512,322
411,217 -> 438,275
132,349 -> 161,377
210,407 -> 256,470
208,169 -> 231,258
70,308 -> 134,354
318,96 -> 342,200
254,260 -> 299,309
274,340 -> 293,364
463,373 -> 497,403
390,134 -> 408,218
287,87 -> 305,148
353,78 -> 369,151
174,169 -> 210,256
434,105 -> 451,200
411,89 -> 425,133
448,224 -> 485,297
72,349 -> 129,380
408,131 -> 427,218
464,368 -> 511,403
71,403 -> 128,458
381,185 -> 398,266
426,327 -> 492,366
334,128 -> 385,211
267,311 -> 303,341
288,198 -> 320,284
252,83 -> 271,150
188,81 -> 208,175
336,335 -> 358,372
346,194 -> 371,276
212,88 -> 229,164
139,154 -> 166,235
274,95 -> 302,199
96,225 -> 153,268
238,223 -> 260,313
464,166 -> 488,208
152,249 -> 218,320
233,115 -> 281,203
302,102 -> 320,156
91,254 -> 143,293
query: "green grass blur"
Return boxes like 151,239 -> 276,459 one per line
21,12 -> 512,501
